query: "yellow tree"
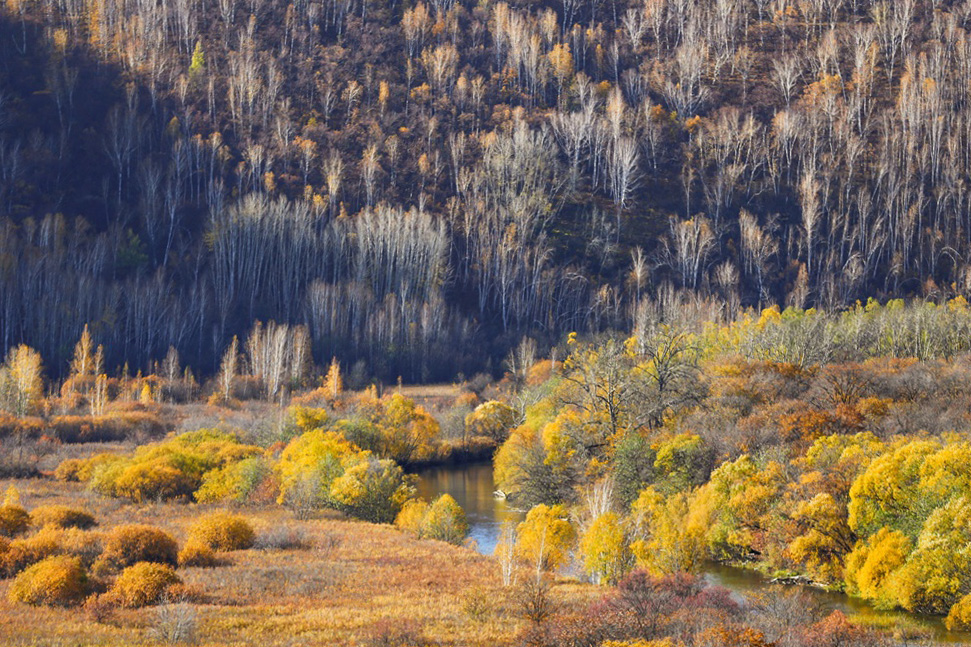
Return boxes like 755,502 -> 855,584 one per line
580,512 -> 632,585
419,494 -> 469,545
787,493 -> 855,585
329,457 -> 416,524
324,357 -> 343,400
0,345 -> 44,416
378,394 -> 440,463
515,504 -> 576,577
465,400 -> 517,442
631,487 -> 706,575
843,527 -> 911,607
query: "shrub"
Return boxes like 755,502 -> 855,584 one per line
112,459 -> 198,503
31,505 -> 96,530
75,430 -> 263,503
94,524 -> 178,575
329,457 -> 416,523
394,499 -> 429,536
1,527 -> 63,576
8,555 -> 88,606
465,401 -> 518,442
947,593 -> 971,631
49,412 -> 166,443
177,541 -> 220,568
0,504 -> 30,537
419,494 -> 469,545
195,457 -> 276,504
54,458 -> 85,481
1,525 -> 103,576
108,562 -> 181,608
49,526 -> 103,568
187,512 -> 254,551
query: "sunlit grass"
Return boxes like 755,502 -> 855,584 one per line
0,477 -> 584,646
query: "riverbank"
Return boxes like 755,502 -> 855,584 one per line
415,462 -> 971,645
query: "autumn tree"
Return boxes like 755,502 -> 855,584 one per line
0,345 -> 43,416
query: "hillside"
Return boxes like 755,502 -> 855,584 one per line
2,0 -> 971,379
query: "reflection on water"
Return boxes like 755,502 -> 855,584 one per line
414,462 -> 524,555
416,463 -> 971,644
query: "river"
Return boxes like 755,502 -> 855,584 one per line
415,462 -> 971,644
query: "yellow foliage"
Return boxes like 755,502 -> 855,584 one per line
94,524 -> 178,575
107,561 -> 181,608
515,504 -> 575,572
579,512 -> 631,585
465,400 -> 517,442
276,429 -> 366,509
892,496 -> 971,615
378,393 -> 441,463
30,505 -> 96,530
787,493 -> 853,584
1,527 -> 63,577
8,555 -> 88,607
394,499 -> 429,536
946,593 -> 971,631
843,527 -> 910,607
419,494 -> 469,545
53,458 -> 85,482
187,511 -> 255,551
631,487 -> 706,575
195,457 -> 275,504
178,541 -> 219,567
329,457 -> 416,524
0,503 -> 30,537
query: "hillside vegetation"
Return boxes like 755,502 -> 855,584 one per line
4,0 -> 971,379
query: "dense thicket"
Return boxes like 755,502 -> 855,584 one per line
493,302 -> 971,626
5,0 -> 971,379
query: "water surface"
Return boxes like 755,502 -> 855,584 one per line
414,462 -> 524,554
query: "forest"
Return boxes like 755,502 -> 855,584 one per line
6,0 -> 971,379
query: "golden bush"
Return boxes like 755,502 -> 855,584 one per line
419,495 -> 469,546
178,541 -> 220,567
0,504 -> 30,537
1,527 -> 63,577
394,499 -> 429,536
947,593 -> 971,631
187,511 -> 254,551
8,555 -> 89,607
107,562 -> 181,608
53,458 -> 85,482
94,524 -> 178,575
30,505 -> 96,530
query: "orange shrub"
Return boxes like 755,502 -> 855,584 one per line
94,524 -> 178,575
8,555 -> 89,607
30,505 -> 96,530
107,562 -> 181,608
53,458 -> 85,482
1,527 -> 63,577
187,512 -> 254,551
0,504 -> 30,537
178,541 -> 220,567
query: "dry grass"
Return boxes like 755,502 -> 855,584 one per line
0,476 -> 588,646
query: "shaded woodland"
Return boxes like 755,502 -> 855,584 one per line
4,0 -> 971,379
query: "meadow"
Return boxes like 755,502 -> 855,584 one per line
0,472 -> 578,647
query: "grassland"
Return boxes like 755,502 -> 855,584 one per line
0,475 -> 588,647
